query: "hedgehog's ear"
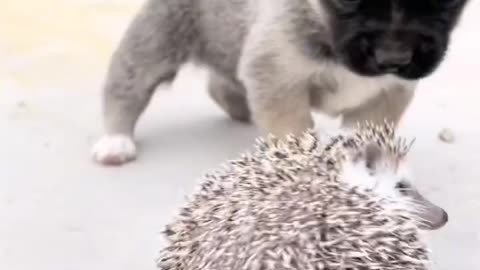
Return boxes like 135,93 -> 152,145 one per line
354,142 -> 385,175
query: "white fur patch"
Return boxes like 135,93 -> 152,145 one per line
91,134 -> 137,166
340,158 -> 409,199
313,64 -> 417,116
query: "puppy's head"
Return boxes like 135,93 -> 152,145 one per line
322,0 -> 469,80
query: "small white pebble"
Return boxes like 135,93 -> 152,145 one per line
438,128 -> 455,144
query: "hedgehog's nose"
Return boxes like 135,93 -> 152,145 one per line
428,209 -> 449,230
440,210 -> 449,225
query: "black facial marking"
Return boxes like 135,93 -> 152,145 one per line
323,0 -> 469,80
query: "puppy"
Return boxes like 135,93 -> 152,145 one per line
92,0 -> 469,165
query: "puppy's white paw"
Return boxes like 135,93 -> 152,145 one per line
92,135 -> 137,166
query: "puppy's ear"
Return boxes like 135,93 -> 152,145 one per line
352,142 -> 385,175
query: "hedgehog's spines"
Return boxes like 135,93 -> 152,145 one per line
157,120 -> 428,270
349,120 -> 414,161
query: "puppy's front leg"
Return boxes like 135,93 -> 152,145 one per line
342,83 -> 416,128
249,82 -> 314,138
239,51 -> 314,138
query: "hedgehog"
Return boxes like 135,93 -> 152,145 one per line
157,121 -> 448,270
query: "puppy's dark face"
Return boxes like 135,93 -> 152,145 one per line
324,0 -> 469,80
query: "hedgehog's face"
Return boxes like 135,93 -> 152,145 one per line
343,143 -> 448,230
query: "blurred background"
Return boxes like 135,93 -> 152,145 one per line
1,1 -> 479,270
1,0 -> 140,90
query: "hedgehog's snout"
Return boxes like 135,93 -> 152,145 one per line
434,209 -> 449,229
419,207 -> 449,230
410,189 -> 449,230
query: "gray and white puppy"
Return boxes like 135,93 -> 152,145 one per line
92,0 -> 469,165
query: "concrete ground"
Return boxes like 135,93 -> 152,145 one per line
1,1 -> 479,270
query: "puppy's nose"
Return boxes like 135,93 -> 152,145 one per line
374,48 -> 412,70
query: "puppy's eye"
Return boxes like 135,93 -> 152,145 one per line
437,0 -> 463,8
341,0 -> 361,4
337,0 -> 361,11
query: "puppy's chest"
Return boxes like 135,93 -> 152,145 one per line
309,65 -> 406,116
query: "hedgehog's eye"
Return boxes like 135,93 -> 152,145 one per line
395,181 -> 410,195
